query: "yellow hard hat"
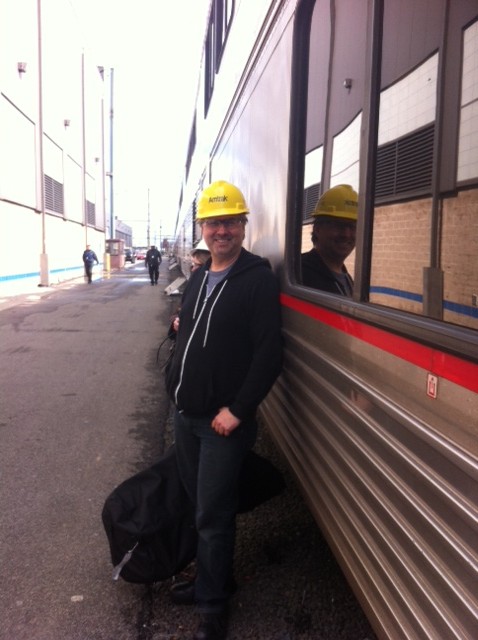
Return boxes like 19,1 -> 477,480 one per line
196,180 -> 249,219
313,184 -> 358,221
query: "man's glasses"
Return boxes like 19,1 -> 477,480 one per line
319,219 -> 356,232
201,218 -> 245,229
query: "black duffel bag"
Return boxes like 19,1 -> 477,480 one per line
101,446 -> 285,584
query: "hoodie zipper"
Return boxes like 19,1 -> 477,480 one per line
174,273 -> 228,406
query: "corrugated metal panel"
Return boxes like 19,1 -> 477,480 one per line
375,125 -> 434,200
44,174 -> 64,214
303,182 -> 321,219
261,312 -> 478,640
86,200 -> 96,226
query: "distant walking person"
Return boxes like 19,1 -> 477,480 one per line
145,245 -> 162,285
82,245 -> 99,284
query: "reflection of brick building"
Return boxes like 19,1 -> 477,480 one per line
303,189 -> 478,331
300,15 -> 478,332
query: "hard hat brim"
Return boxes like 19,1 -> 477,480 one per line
197,209 -> 249,220
313,211 -> 358,221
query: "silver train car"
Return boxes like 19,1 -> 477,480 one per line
173,1 -> 478,638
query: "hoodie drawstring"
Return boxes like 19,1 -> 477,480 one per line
203,280 -> 228,347
193,271 -> 209,319
174,275 -> 228,405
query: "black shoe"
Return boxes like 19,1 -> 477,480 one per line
170,580 -> 195,605
171,578 -> 236,607
193,611 -> 228,640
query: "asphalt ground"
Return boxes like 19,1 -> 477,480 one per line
0,262 -> 377,640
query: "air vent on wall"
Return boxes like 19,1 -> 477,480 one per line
375,123 -> 434,199
302,182 -> 321,220
44,174 -> 64,214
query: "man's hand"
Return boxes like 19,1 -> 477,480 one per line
211,407 -> 240,436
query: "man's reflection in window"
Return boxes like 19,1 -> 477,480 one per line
301,184 -> 358,296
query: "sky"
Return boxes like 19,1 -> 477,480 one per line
69,0 -> 211,245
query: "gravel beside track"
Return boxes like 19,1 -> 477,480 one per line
131,413 -> 378,640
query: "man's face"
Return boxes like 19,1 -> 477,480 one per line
200,215 -> 246,262
313,217 -> 356,263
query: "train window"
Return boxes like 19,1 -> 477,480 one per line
300,0 -> 367,296
217,0 -> 234,55
205,0 -> 235,114
185,113 -> 197,181
369,2 -> 478,331
299,0 -> 478,331
457,21 -> 478,184
205,17 -> 215,113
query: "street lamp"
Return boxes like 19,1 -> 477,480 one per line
37,0 -> 49,286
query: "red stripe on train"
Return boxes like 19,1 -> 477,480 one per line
281,293 -> 478,394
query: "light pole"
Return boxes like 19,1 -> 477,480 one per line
147,188 -> 150,246
98,66 -> 107,265
108,68 -> 114,240
81,52 -> 87,246
37,0 -> 49,286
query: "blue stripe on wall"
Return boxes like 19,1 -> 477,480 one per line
0,271 -> 40,282
370,286 -> 422,303
369,286 -> 478,319
0,264 -> 102,284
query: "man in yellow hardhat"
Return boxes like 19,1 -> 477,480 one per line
301,184 -> 358,295
166,180 -> 283,640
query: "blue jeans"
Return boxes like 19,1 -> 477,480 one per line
173,409 -> 257,613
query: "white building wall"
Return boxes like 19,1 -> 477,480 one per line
0,0 -> 107,293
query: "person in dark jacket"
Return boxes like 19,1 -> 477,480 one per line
166,180 -> 283,640
82,244 -> 99,283
301,184 -> 358,296
170,240 -> 211,334
145,245 -> 162,285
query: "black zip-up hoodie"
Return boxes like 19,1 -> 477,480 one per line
301,249 -> 353,296
165,248 -> 283,420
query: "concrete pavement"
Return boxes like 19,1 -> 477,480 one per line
0,262 -> 180,639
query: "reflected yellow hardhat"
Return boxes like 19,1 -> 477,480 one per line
196,180 -> 250,219
313,184 -> 358,221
